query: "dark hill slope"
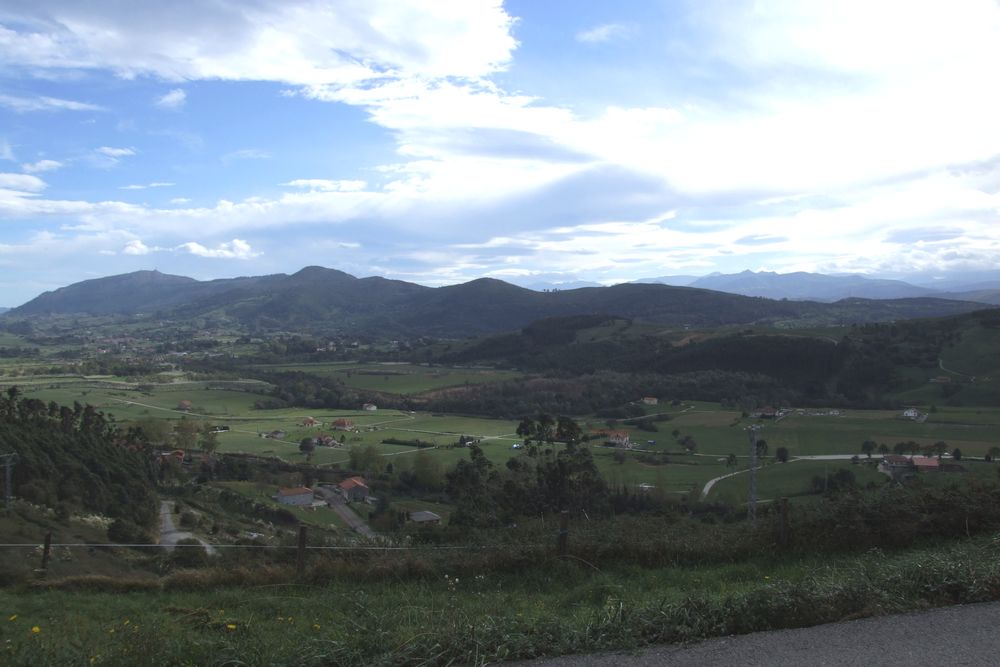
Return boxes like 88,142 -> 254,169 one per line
7,267 -> 989,337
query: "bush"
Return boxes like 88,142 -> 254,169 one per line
107,518 -> 153,545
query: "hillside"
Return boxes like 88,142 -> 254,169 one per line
5,267 -> 989,338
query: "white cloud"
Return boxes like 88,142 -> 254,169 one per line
283,179 -> 367,192
122,239 -> 151,255
21,159 -> 62,174
120,182 -> 174,190
0,173 -> 47,192
0,1 -> 516,84
177,238 -> 260,259
575,23 -> 631,44
97,147 -> 136,158
169,197 -> 191,204
155,88 -> 186,108
0,93 -> 102,112
0,140 -> 13,162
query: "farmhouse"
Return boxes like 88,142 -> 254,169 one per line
177,400 -> 193,412
590,429 -> 631,447
641,397 -> 658,405
409,510 -> 441,525
902,408 -> 921,419
879,455 -> 916,481
339,476 -> 369,502
301,416 -> 321,427
333,418 -> 354,431
362,403 -> 378,411
912,456 -> 941,472
274,486 -> 314,506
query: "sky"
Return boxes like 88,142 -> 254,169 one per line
2,0 -> 1000,305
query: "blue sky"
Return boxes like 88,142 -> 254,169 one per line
2,0 -> 1000,305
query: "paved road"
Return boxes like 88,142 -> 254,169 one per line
510,601 -> 1000,666
158,500 -> 217,554
313,487 -> 375,537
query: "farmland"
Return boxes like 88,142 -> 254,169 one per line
9,375 -> 999,507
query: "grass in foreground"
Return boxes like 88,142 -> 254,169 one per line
3,534 -> 1000,666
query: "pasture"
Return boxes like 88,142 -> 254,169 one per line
9,377 -> 1000,500
253,361 -> 522,394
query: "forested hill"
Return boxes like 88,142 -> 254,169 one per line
5,267 -> 989,337
0,389 -> 159,529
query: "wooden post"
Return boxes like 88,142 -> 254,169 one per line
41,532 -> 52,571
557,511 -> 569,557
779,497 -> 789,547
296,525 -> 307,578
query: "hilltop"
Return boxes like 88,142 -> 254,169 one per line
3,267 -> 989,338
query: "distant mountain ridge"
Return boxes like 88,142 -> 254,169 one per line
636,269 -> 1000,304
5,267 -> 992,338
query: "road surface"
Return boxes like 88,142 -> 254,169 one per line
510,601 -> 1000,666
313,487 -> 375,537
158,500 -> 217,555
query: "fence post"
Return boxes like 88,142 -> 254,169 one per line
41,532 -> 52,572
779,497 -> 789,547
557,511 -> 569,557
296,525 -> 308,578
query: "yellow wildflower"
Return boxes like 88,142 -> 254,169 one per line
226,624 -> 237,631
31,626 -> 41,634
8,615 -> 16,622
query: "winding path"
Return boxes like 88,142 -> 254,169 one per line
158,500 -> 216,555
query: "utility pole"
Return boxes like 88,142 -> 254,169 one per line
0,452 -> 17,510
747,425 -> 760,524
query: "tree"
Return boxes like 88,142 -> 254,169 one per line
931,441 -> 948,459
173,418 -> 199,449
755,439 -> 768,458
726,453 -> 738,467
952,447 -> 963,461
299,437 -> 316,458
861,440 -> 876,459
877,443 -> 890,455
135,416 -> 171,446
198,424 -> 219,456
987,446 -> 1000,463
775,446 -> 789,463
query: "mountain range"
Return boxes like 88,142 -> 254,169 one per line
635,270 -> 1000,304
2,267 -> 994,338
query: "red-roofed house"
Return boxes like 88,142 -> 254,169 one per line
333,418 -> 354,431
339,476 -> 369,502
301,416 -> 321,427
912,456 -> 941,472
642,397 -> 658,405
274,486 -> 314,506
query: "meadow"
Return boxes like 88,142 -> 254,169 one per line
4,531 -> 1000,666
254,361 -> 522,394
10,376 -> 1000,504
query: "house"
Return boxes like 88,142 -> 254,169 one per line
642,397 -> 658,405
409,510 -> 441,525
902,408 -> 921,420
753,407 -> 778,419
301,416 -> 321,427
912,456 -> 941,472
274,486 -> 314,506
157,449 -> 185,464
339,476 -> 369,502
265,430 -> 286,440
879,455 -> 915,481
588,429 -> 631,447
362,403 -> 378,411
333,418 -> 354,431
176,400 -> 193,412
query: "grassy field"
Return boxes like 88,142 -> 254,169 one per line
253,361 -> 522,394
4,534 -> 1000,665
707,459 -> 886,503
11,378 -> 1000,497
